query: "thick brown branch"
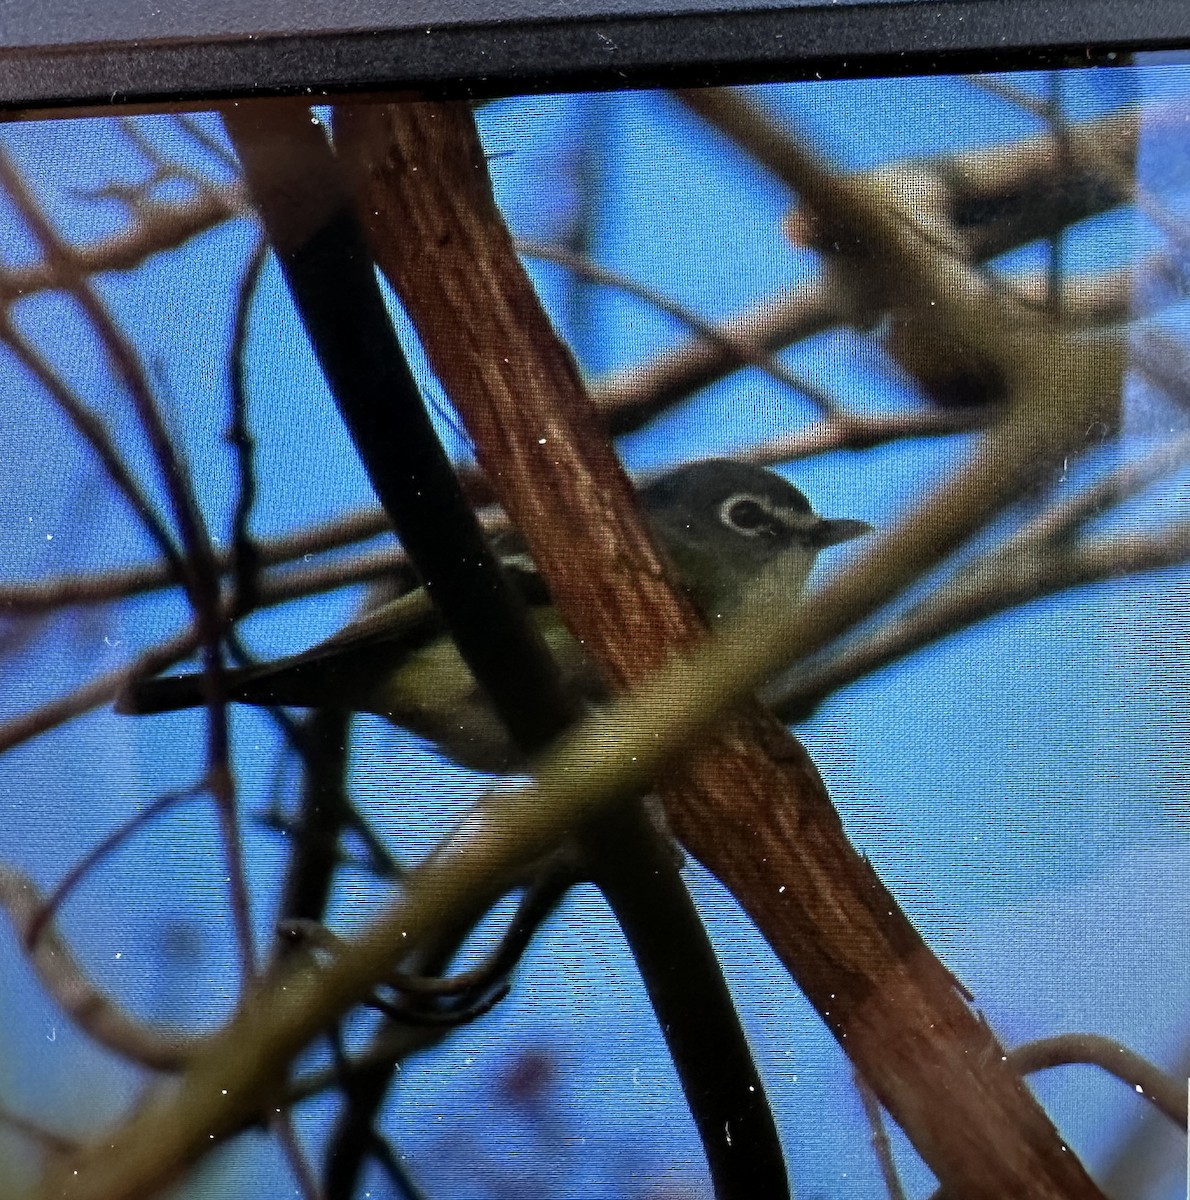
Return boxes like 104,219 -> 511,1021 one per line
337,99 -> 1106,1200
337,101 -> 794,1199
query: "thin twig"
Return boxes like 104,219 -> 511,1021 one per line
0,314 -> 183,574
772,437 -> 1190,718
1134,326 -> 1190,414
25,788 -> 202,952
0,506 -> 393,614
1099,1035 -> 1190,1199
518,237 -> 842,415
741,405 -> 993,465
0,620 -> 205,755
272,1110 -> 325,1200
0,103 -> 1164,312
366,981 -> 510,1026
773,520 -> 1190,719
853,1070 -> 909,1200
172,114 -> 242,175
318,862 -> 575,1196
228,237 -> 269,611
0,185 -> 245,306
1008,433 -> 1190,545
0,865 -> 195,1070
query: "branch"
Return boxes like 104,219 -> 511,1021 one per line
776,519 -> 1190,719
0,865 -> 194,1070
272,1113 -> 324,1200
586,249 -> 1148,440
854,1070 -> 908,1200
337,99 -> 792,1200
25,789 -> 202,954
773,435 -> 1190,717
519,237 -> 841,415
1099,1035 -> 1190,1199
743,404 -> 994,464
320,866 -> 573,1199
227,236 -> 269,611
1008,1034 -> 1186,1130
931,100 -> 1141,262
0,615 -> 211,758
0,184 -> 243,306
340,96 -> 1113,1200
0,506 -> 393,615
0,143 -> 257,982
0,103 -> 1159,313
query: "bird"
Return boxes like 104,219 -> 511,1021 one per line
117,459 -> 870,772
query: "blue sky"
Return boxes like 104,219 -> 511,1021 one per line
0,63 -> 1185,1198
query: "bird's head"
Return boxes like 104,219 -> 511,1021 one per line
640,458 -> 871,619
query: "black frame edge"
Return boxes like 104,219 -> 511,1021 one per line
1,0 -> 1189,117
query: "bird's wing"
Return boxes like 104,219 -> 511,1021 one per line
298,587 -> 440,659
244,546 -> 551,672
118,543 -> 554,718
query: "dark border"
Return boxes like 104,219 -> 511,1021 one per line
1,0 -> 1189,116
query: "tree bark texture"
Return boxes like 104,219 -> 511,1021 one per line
333,99 -> 1105,1200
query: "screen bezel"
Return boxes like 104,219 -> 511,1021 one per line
0,0 -> 1188,118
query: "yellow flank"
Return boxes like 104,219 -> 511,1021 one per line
370,607 -> 596,772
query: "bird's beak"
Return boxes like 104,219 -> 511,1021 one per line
810,516 -> 873,547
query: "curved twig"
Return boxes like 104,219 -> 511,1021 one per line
0,865 -> 195,1070
1009,1034 -> 1186,1129
927,1032 -> 1187,1200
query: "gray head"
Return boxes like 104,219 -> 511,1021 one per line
640,458 -> 871,616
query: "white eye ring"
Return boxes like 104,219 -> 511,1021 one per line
719,494 -> 777,537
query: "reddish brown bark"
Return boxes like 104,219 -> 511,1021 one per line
333,99 -> 1105,1200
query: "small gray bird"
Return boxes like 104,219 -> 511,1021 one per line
118,459 -> 870,771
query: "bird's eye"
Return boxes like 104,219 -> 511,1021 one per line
722,497 -> 771,534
